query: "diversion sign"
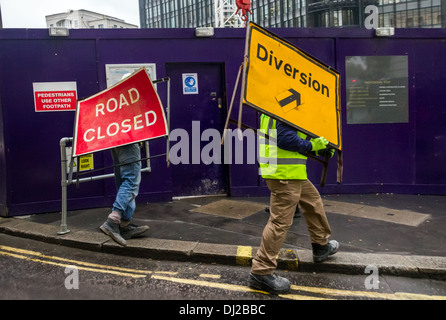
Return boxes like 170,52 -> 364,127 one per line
242,22 -> 342,150
73,68 -> 168,156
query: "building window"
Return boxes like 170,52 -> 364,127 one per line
138,0 -> 444,29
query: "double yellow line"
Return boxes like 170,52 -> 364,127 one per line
1,244 -> 445,300
288,284 -> 446,300
0,245 -> 150,278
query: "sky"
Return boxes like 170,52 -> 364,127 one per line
0,0 -> 140,28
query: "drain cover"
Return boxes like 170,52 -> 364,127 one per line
190,199 -> 266,219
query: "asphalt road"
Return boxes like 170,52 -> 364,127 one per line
1,233 -> 445,306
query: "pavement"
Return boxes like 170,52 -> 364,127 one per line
1,193 -> 446,280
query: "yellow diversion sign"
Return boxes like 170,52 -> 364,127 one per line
242,22 -> 342,150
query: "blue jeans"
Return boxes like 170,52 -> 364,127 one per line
111,144 -> 141,221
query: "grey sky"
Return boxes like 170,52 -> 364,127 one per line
1,0 -> 140,28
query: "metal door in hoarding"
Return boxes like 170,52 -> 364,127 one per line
166,63 -> 228,197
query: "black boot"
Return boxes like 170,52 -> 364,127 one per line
100,218 -> 127,246
120,223 -> 149,240
248,273 -> 291,295
312,240 -> 339,263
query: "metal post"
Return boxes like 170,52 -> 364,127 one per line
166,77 -> 170,166
59,137 -> 71,235
144,141 -> 151,172
152,77 -> 170,166
0,3 -> 3,29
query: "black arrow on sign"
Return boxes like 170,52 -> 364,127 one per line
278,89 -> 301,109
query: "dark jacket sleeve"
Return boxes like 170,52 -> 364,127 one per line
276,121 -> 313,154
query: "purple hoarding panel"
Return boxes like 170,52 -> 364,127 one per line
1,27 -> 445,216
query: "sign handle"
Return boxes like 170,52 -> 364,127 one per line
320,152 -> 330,187
313,148 -> 343,187
336,150 -> 343,184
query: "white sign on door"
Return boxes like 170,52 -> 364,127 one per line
182,73 -> 198,95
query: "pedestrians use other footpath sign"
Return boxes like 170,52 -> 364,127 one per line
33,82 -> 77,112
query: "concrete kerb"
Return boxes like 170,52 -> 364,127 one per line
296,250 -> 446,280
1,218 -> 445,280
0,218 -> 61,246
0,218 -> 298,268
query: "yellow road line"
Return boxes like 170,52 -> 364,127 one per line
200,274 -> 221,279
279,293 -> 333,300
152,274 -> 268,294
154,271 -> 178,275
393,292 -> 446,300
0,244 -> 152,275
152,275 -> 446,301
152,275 -> 331,300
2,244 -> 444,300
290,285 -> 446,300
0,250 -> 146,278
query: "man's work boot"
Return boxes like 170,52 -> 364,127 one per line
100,219 -> 127,246
120,223 -> 149,240
312,240 -> 339,263
248,273 -> 291,295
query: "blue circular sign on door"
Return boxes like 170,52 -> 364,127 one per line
185,76 -> 196,87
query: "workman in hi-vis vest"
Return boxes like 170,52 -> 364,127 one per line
248,114 -> 339,295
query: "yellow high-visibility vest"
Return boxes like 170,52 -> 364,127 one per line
259,114 -> 307,180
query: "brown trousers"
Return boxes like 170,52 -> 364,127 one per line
251,179 -> 332,275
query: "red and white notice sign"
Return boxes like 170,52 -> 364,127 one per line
33,82 -> 77,112
73,68 -> 168,157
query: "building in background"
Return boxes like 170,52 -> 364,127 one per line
46,9 -> 138,29
139,0 -> 444,28
307,0 -> 378,28
378,0 -> 443,28
139,0 -> 215,28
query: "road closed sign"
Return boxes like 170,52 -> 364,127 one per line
73,68 -> 168,156
242,22 -> 342,150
